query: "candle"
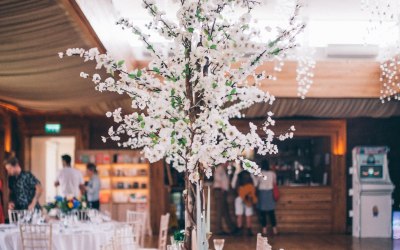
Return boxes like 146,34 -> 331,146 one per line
207,185 -> 211,233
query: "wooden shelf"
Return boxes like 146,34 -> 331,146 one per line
111,176 -> 149,180
111,189 -> 148,192
112,163 -> 149,168
113,201 -> 147,204
76,149 -> 151,223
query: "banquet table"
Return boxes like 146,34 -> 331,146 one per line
0,222 -> 119,250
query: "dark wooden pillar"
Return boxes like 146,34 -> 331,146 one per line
331,155 -> 347,233
150,160 -> 167,234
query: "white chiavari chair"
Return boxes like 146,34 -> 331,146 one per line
100,239 -> 114,250
113,223 -> 141,250
9,209 -> 26,224
140,213 -> 170,250
157,213 -> 170,250
256,233 -> 272,250
127,210 -> 147,246
20,224 -> 52,250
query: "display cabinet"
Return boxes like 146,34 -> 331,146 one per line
75,150 -> 150,222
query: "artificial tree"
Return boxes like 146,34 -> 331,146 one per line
61,0 -> 304,249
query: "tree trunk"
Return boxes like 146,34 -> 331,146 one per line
184,175 -> 195,250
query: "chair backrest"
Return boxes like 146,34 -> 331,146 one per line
256,233 -> 272,250
100,239 -> 114,250
113,223 -> 140,250
126,210 -> 147,246
158,213 -> 170,250
20,224 -> 52,250
9,210 -> 26,224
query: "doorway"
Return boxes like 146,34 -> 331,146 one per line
30,136 -> 75,204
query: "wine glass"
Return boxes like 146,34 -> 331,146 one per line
213,239 -> 225,250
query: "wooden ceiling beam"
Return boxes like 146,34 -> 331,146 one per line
58,0 -> 106,53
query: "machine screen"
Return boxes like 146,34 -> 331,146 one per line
360,165 -> 383,179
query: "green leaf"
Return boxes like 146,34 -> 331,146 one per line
171,131 -> 176,136
137,69 -> 142,77
117,60 -> 124,67
245,162 -> 251,168
140,121 -> 145,128
170,118 -> 178,123
149,133 -> 157,139
147,45 -> 153,51
138,115 -> 143,122
171,99 -> 176,108
230,88 -> 237,95
153,67 -> 160,74
171,138 -> 175,144
167,75 -> 179,82
225,80 -> 233,86
188,27 -> 194,33
171,89 -> 176,96
178,137 -> 187,146
271,48 -> 281,55
210,44 -> 217,50
212,82 -> 218,89
128,73 -> 136,79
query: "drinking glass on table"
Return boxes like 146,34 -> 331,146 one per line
213,239 -> 225,250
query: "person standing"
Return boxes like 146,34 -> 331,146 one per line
232,166 -> 257,236
213,162 -> 236,235
55,155 -> 84,198
85,163 -> 101,210
255,159 -> 278,236
0,179 -> 5,223
5,157 -> 42,210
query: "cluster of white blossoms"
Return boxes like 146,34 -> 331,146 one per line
60,0 -> 302,182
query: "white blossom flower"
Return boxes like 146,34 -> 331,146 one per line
61,0 -> 304,182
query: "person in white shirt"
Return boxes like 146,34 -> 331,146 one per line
54,154 -> 84,198
213,162 -> 236,235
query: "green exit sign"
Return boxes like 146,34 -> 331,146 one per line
45,123 -> 61,134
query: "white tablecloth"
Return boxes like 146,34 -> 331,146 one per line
0,222 -> 118,250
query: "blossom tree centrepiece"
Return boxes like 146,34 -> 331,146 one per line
61,0 -> 304,248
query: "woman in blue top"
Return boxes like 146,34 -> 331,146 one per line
255,159 -> 278,236
85,163 -> 101,210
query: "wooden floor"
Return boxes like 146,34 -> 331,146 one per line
146,234 -> 399,250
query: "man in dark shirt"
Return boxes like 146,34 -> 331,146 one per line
5,157 -> 42,210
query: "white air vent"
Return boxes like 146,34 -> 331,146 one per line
326,44 -> 379,58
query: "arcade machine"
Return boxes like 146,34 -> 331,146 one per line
350,146 -> 394,238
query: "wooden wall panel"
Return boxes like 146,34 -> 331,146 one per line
276,187 -> 333,233
256,61 -> 381,98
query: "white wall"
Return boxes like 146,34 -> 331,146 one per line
31,137 -> 75,204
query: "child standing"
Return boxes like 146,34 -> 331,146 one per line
232,168 -> 257,236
